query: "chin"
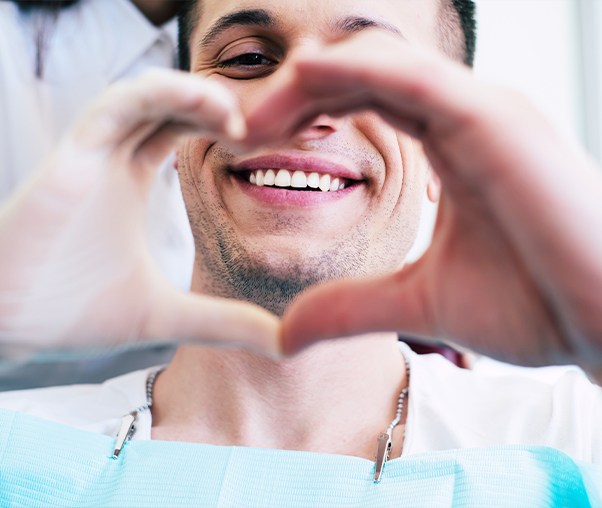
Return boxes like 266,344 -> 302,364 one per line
219,247 -> 366,316
194,220 -> 401,314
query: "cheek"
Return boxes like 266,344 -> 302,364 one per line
393,134 -> 430,224
390,135 -> 431,245
179,139 -> 206,189
354,114 -> 407,214
365,125 -> 430,267
179,132 -> 228,192
177,138 -> 217,224
347,115 -> 428,265
205,74 -> 269,117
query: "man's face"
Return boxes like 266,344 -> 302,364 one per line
179,0 -> 442,314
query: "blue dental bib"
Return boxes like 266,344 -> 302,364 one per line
0,409 -> 600,507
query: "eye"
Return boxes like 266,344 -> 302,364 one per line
217,52 -> 278,79
216,39 -> 280,79
220,52 -> 275,68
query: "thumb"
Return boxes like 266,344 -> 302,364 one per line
146,285 -> 281,356
281,266 -> 433,354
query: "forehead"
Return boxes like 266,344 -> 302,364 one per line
192,0 -> 441,51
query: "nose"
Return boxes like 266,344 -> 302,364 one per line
293,114 -> 345,143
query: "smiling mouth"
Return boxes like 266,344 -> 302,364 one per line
242,169 -> 358,192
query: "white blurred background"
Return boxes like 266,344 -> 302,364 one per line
409,0 -> 602,262
475,0 -> 601,162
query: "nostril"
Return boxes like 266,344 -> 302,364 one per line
294,115 -> 342,142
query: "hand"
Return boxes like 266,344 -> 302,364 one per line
249,31 -> 602,375
0,69 -> 279,357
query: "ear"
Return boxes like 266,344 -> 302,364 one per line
427,171 -> 441,203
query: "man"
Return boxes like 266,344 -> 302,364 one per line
0,0 -> 601,504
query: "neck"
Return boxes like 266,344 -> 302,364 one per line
152,335 -> 407,459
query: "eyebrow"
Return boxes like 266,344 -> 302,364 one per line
198,9 -> 405,52
199,9 -> 274,51
335,15 -> 405,40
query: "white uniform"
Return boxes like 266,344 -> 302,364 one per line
1,344 -> 600,464
0,0 -> 194,290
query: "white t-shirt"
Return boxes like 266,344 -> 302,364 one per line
0,0 -> 194,290
1,344 -> 600,464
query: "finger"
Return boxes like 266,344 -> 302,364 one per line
294,32 -> 481,135
145,284 -> 281,356
245,31 -> 479,147
281,265 -> 433,355
70,69 -> 246,154
245,85 -> 422,148
244,75 -> 376,148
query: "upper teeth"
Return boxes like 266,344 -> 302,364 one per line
249,169 -> 347,192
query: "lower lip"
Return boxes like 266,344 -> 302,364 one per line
232,175 -> 360,207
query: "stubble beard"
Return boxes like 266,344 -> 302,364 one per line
193,218 -> 371,317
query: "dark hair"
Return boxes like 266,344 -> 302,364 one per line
177,0 -> 197,72
451,0 -> 477,66
177,0 -> 477,70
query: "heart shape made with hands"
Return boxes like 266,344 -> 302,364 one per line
1,30 -> 600,373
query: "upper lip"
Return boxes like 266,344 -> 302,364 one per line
230,153 -> 364,181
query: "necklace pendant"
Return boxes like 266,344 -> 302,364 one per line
374,432 -> 392,483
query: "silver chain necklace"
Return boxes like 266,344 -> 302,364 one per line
112,366 -> 165,459
374,384 -> 408,482
113,358 -> 409,483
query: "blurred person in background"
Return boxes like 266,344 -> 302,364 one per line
0,0 -> 193,387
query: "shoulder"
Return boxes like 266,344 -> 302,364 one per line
0,3 -> 25,50
0,367 -> 153,432
402,343 -> 602,463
